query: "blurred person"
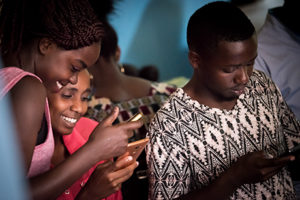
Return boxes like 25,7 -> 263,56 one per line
120,63 -> 139,77
86,22 -> 176,200
139,65 -> 159,82
255,0 -> 300,121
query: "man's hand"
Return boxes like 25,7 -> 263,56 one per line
232,151 -> 294,185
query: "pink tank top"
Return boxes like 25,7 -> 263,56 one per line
0,67 -> 54,177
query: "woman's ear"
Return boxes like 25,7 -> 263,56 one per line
38,38 -> 54,55
114,46 -> 121,62
188,50 -> 202,70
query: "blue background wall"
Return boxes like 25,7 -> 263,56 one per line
109,0 -> 229,81
0,77 -> 29,199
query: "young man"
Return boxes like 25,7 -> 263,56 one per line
146,2 -> 300,199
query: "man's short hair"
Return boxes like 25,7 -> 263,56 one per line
187,1 -> 255,55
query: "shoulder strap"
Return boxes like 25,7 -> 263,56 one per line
0,67 -> 41,99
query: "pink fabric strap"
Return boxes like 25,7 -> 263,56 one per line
0,67 -> 54,177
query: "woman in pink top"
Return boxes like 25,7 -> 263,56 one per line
48,70 -> 136,200
0,0 -> 142,199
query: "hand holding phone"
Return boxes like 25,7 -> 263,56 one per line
126,138 -> 149,161
123,113 -> 147,160
280,144 -> 300,158
128,112 -> 143,122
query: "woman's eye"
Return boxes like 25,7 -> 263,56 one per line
62,94 -> 72,99
71,65 -> 80,72
82,97 -> 90,101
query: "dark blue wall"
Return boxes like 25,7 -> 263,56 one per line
109,0 -> 229,81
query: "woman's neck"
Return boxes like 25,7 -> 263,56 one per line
51,132 -> 69,166
3,46 -> 35,73
92,62 -> 127,98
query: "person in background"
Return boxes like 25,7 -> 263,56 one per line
86,22 -> 176,141
0,0 -> 141,199
120,63 -> 139,77
254,0 -> 300,197
146,2 -> 300,199
47,69 -> 138,200
139,65 -> 159,82
85,21 -> 176,200
255,0 -> 300,121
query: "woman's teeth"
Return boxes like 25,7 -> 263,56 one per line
62,116 -> 77,124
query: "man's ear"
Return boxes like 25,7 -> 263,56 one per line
188,50 -> 202,70
38,38 -> 54,55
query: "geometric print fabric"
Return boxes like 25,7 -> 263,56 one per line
86,82 -> 176,141
146,70 -> 300,200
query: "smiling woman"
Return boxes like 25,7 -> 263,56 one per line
47,70 -> 137,200
48,70 -> 92,135
0,0 -> 142,199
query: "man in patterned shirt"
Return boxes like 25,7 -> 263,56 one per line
146,2 -> 300,200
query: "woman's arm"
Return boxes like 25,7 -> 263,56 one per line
10,76 -> 46,172
10,82 -> 142,200
30,107 -> 142,200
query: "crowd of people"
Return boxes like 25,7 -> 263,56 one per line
0,0 -> 299,200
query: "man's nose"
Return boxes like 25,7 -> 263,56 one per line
235,66 -> 250,85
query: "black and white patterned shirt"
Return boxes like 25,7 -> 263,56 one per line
146,70 -> 300,200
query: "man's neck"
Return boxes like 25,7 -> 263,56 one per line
183,79 -> 237,111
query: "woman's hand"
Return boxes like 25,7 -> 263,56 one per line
77,153 -> 138,200
87,107 -> 143,161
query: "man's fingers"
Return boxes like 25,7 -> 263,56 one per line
271,155 -> 294,166
257,151 -> 293,168
101,107 -> 119,127
262,166 -> 284,181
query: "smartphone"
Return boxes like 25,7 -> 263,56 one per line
128,112 -> 143,122
280,143 -> 300,157
126,138 -> 149,160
